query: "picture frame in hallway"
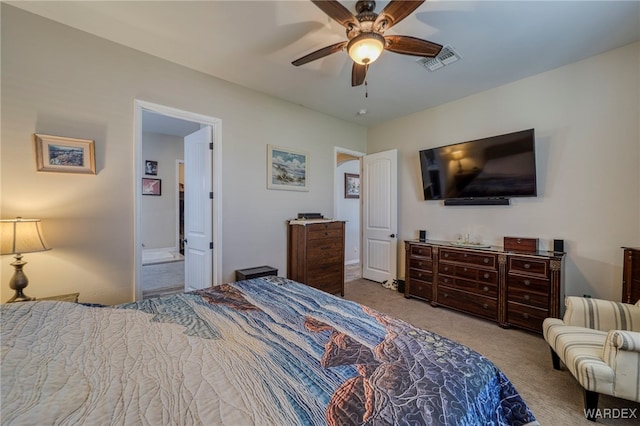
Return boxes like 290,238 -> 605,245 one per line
344,173 -> 360,199
142,178 -> 161,196
145,160 -> 158,176
267,145 -> 308,191
34,133 -> 96,174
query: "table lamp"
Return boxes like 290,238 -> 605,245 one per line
1,217 -> 51,302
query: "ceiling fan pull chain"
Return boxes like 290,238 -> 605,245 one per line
365,63 -> 369,98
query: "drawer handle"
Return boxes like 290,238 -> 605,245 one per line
483,258 -> 489,264
483,286 -> 489,292
443,278 -> 449,283
524,263 -> 531,269
444,253 -> 449,258
443,293 -> 449,298
482,303 -> 489,309
418,262 -> 423,267
524,294 -> 530,301
524,280 -> 531,286
463,253 -> 468,258
418,273 -> 423,278
523,313 -> 530,319
483,273 -> 490,279
417,286 -> 423,291
418,249 -> 423,254
444,266 -> 449,272
463,267 -> 468,272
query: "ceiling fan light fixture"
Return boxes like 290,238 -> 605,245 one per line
347,33 -> 385,65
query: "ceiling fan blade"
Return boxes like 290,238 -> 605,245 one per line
311,0 -> 359,29
375,0 -> 425,30
351,63 -> 367,87
292,41 -> 347,66
384,35 -> 442,57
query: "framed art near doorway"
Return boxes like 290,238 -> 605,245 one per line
34,134 -> 96,174
142,178 -> 161,196
267,145 -> 308,191
345,173 -> 360,199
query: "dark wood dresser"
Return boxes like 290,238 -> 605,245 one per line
405,240 -> 565,334
287,220 -> 345,296
622,247 -> 640,304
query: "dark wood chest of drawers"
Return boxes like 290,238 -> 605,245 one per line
405,240 -> 564,333
622,247 -> 640,304
288,221 -> 345,296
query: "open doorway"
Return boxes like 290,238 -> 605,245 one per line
134,100 -> 222,301
335,147 -> 365,282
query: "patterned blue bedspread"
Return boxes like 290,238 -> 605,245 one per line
117,277 -> 537,425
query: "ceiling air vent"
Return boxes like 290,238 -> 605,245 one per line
416,45 -> 462,71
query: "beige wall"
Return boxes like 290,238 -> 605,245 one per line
0,5 -> 367,304
368,42 -> 640,301
2,5 -> 638,305
141,132 -> 183,250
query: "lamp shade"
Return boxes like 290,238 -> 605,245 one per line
0,218 -> 50,255
347,33 -> 385,65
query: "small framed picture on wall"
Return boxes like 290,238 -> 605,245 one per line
345,173 -> 360,199
142,178 -> 161,196
145,160 -> 158,176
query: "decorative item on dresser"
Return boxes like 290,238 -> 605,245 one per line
404,239 -> 565,333
287,219 -> 345,296
622,247 -> 640,303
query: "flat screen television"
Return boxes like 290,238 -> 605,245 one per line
419,129 -> 537,201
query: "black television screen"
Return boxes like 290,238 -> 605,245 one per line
419,129 -> 537,201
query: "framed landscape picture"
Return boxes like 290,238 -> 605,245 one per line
267,145 -> 308,191
345,173 -> 360,198
34,134 -> 96,174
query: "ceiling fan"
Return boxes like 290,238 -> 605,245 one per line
292,0 -> 442,87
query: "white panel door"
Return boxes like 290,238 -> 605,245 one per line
184,126 -> 213,291
362,149 -> 398,283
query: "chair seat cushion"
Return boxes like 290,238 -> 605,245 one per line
543,318 -> 614,394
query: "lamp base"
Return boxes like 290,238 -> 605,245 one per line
6,290 -> 34,303
7,255 -> 34,303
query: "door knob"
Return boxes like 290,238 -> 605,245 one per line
390,234 -> 396,238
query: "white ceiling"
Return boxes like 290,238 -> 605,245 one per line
9,1 -> 640,127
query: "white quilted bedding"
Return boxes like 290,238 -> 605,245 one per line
1,301 -> 283,425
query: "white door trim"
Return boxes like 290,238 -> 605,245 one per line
133,99 -> 222,301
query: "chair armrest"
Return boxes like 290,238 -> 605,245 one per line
602,330 -> 640,402
563,296 -> 640,332
608,330 -> 640,352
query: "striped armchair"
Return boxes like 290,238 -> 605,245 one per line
542,297 -> 640,421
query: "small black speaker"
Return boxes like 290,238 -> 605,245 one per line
419,230 -> 427,242
553,239 -> 565,252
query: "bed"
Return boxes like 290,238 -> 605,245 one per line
1,276 -> 537,425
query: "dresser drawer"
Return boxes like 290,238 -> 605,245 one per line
408,279 -> 432,300
439,249 -> 497,269
438,286 -> 498,321
409,257 -> 433,271
409,268 -> 433,282
508,275 -> 549,294
438,277 -> 497,298
306,224 -> 344,240
410,245 -> 432,258
508,257 -> 548,278
507,302 -> 548,332
307,241 -> 343,262
439,264 -> 498,284
507,286 -> 549,309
